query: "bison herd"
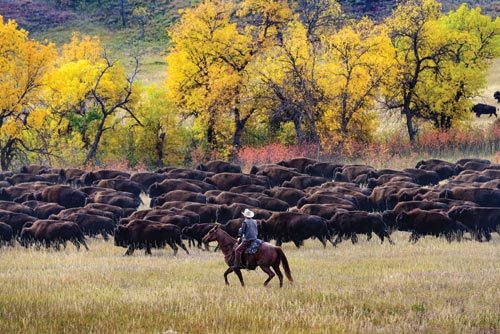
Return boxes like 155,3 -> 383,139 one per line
0,157 -> 499,255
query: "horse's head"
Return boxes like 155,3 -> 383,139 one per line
202,223 -> 221,243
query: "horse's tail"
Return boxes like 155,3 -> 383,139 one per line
277,247 -> 293,283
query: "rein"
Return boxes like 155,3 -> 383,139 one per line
213,229 -> 237,260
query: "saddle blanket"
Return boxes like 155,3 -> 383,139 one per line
245,239 -> 263,254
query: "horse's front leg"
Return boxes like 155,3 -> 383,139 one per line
234,268 -> 245,287
223,267 -> 234,285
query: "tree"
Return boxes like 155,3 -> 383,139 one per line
294,0 -> 341,41
119,0 -> 128,27
254,21 -> 324,144
384,0 -> 448,142
0,16 -> 56,170
318,18 -> 395,148
384,0 -> 500,140
132,5 -> 150,39
166,0 -> 286,158
126,85 -> 189,167
45,34 -> 140,165
418,4 -> 499,129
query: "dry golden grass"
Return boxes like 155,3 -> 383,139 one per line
0,233 -> 498,334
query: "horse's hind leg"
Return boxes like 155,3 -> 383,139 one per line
272,263 -> 283,288
261,266 -> 276,287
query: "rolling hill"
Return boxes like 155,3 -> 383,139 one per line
0,0 -> 498,84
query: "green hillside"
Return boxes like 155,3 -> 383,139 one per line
1,0 -> 498,83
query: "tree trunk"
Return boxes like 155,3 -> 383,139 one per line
206,110 -> 217,158
405,111 -> 416,143
156,131 -> 166,167
84,115 -> 107,164
0,138 -> 15,171
230,107 -> 250,160
119,0 -> 127,28
293,116 -> 305,144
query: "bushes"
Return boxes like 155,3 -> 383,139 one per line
237,121 -> 500,170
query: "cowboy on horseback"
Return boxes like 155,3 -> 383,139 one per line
233,209 -> 258,270
202,222 -> 293,287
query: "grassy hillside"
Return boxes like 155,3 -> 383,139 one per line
1,0 -> 498,84
0,0 -> 196,83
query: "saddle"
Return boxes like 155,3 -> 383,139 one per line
229,239 -> 263,270
245,239 -> 263,254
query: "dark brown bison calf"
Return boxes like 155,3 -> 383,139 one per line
114,220 -> 189,256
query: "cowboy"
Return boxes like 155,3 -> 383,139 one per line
233,209 -> 258,269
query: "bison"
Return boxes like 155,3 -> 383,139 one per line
448,206 -> 500,242
31,185 -> 88,208
19,219 -> 88,250
396,209 -> 466,243
80,170 -> 131,186
260,212 -> 331,248
277,157 -> 318,173
472,103 -> 497,117
196,160 -> 242,174
0,222 -> 13,246
439,187 -> 500,207
64,213 -> 116,240
114,219 -> 189,256
182,223 -> 215,250
204,173 -> 268,191
328,211 -> 393,245
96,178 -> 143,197
263,187 -> 305,207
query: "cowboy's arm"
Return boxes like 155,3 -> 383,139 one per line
238,221 -> 247,237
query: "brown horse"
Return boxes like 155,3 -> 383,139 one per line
202,224 -> 293,287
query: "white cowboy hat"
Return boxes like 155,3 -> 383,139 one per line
242,209 -> 255,218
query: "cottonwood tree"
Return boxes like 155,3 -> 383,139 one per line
384,0 -> 449,142
166,0 -> 291,158
384,0 -> 499,140
45,34 -> 140,165
0,16 -> 56,170
318,18 -> 395,148
125,85 -> 189,167
415,4 -> 499,129
295,0 -> 341,41
255,21 -> 324,144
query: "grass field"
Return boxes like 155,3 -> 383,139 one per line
0,234 -> 498,333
